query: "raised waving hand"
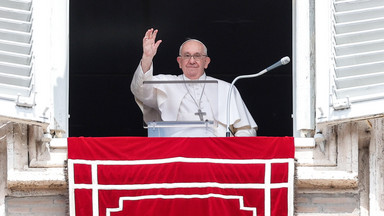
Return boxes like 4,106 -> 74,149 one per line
141,28 -> 162,73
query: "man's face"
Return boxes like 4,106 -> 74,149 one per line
177,40 -> 211,80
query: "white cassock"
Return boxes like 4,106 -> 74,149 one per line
131,63 -> 257,137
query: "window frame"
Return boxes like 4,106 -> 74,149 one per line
0,0 -> 69,136
293,0 -> 384,138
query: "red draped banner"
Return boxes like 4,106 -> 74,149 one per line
68,137 -> 295,216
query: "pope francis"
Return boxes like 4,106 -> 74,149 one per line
131,28 -> 257,137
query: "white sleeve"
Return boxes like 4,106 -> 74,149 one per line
130,62 -> 153,96
234,128 -> 257,137
130,62 -> 164,122
130,62 -> 159,108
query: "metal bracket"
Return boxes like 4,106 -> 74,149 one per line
332,96 -> 351,110
16,92 -> 36,108
331,86 -> 351,110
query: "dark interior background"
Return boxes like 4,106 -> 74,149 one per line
69,0 -> 292,137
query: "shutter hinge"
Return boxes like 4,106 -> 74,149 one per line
331,86 -> 351,110
331,95 -> 351,110
16,92 -> 36,108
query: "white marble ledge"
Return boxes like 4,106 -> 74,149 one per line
7,168 -> 67,189
294,137 -> 316,148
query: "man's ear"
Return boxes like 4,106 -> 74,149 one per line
204,57 -> 211,69
176,56 -> 182,68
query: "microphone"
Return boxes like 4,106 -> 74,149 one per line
225,56 -> 291,137
266,56 -> 291,71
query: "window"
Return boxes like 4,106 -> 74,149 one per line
0,1 -> 34,108
0,0 -> 69,136
294,0 -> 384,136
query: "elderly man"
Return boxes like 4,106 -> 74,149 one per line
131,28 -> 257,137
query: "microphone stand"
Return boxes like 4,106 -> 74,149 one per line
225,69 -> 268,137
225,57 -> 290,137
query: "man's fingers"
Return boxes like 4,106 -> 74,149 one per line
143,28 -> 153,40
154,40 -> 162,49
142,29 -> 161,58
144,28 -> 159,41
152,29 -> 159,40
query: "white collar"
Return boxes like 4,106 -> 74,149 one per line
182,73 -> 206,81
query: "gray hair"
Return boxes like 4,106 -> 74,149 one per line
179,39 -> 208,56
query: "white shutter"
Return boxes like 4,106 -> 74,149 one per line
316,0 -> 384,124
0,0 -> 34,103
0,0 -> 69,136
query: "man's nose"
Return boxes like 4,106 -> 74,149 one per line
189,57 -> 197,63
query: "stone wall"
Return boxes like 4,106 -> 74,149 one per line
1,119 -> 384,215
0,121 -> 67,216
6,195 -> 68,216
296,191 -> 359,215
295,118 -> 384,215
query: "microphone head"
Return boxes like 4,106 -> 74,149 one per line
281,56 -> 290,65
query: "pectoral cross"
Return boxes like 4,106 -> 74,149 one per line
195,109 -> 206,121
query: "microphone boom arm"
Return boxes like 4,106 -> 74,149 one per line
225,69 -> 268,137
225,56 -> 290,137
